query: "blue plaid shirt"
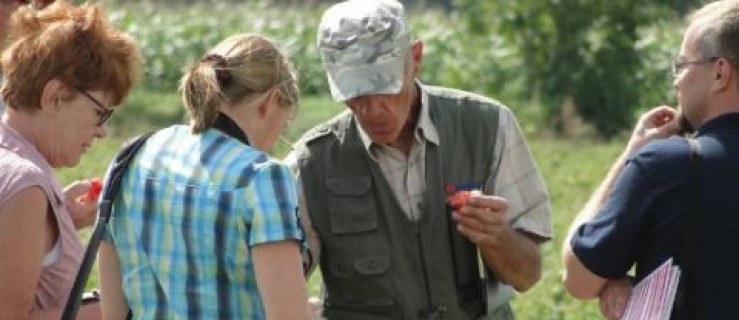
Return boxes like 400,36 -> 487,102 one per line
107,125 -> 302,319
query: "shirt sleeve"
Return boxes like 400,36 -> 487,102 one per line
284,149 -> 322,275
570,158 -> 654,279
485,107 -> 552,240
244,161 -> 302,246
296,173 -> 321,275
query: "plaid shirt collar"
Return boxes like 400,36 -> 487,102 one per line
213,112 -> 250,146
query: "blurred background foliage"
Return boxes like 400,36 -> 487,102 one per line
454,0 -> 698,136
100,0 -> 705,138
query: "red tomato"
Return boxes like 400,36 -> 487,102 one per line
85,178 -> 103,202
447,190 -> 473,211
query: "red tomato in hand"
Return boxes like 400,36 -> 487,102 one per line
447,190 -> 473,211
85,178 -> 103,202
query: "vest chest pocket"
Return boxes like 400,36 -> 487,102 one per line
326,176 -> 377,234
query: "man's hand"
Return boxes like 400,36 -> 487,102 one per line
451,190 -> 542,291
64,179 -> 100,229
599,277 -> 632,320
451,190 -> 510,247
627,106 -> 681,154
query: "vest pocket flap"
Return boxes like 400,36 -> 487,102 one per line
353,256 -> 390,275
325,176 -> 372,196
329,256 -> 390,277
329,260 -> 355,278
328,176 -> 377,234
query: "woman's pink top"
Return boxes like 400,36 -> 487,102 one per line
0,122 -> 83,313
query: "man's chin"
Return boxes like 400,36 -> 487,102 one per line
368,133 -> 398,145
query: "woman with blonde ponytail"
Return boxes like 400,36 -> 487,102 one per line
98,34 -> 311,320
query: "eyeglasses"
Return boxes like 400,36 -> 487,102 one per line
77,89 -> 114,126
672,56 -> 719,77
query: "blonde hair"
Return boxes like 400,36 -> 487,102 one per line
1,1 -> 141,110
180,34 -> 299,133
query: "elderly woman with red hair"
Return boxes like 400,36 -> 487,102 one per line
0,1 -> 140,318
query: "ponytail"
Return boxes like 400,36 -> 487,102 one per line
179,34 -> 300,133
179,54 -> 230,133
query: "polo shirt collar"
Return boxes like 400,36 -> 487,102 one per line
697,112 -> 739,135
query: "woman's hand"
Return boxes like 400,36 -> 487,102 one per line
64,179 -> 101,229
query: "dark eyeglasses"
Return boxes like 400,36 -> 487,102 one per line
77,90 -> 114,126
672,56 -> 719,77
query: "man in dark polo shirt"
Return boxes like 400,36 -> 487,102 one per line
563,1 -> 739,319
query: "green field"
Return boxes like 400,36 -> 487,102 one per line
56,89 -> 624,319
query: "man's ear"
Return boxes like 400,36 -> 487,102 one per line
714,58 -> 736,92
39,79 -> 64,112
410,40 -> 424,78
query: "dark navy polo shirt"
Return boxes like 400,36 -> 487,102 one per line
571,135 -> 693,281
684,113 -> 739,318
572,113 -> 739,318
571,113 -> 739,283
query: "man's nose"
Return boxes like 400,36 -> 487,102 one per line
359,100 -> 387,117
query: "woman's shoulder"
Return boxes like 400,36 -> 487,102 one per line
0,150 -> 51,206
0,150 -> 48,183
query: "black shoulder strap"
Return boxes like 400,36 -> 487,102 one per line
672,137 -> 702,320
62,132 -> 153,320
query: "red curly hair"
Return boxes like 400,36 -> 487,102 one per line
1,1 -> 140,111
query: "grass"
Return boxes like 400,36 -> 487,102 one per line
57,89 -> 625,319
510,138 -> 621,319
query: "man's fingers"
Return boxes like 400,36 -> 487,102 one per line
466,194 -> 509,211
597,278 -> 631,320
454,207 -> 505,227
453,213 -> 488,234
456,223 -> 486,243
453,211 -> 506,246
